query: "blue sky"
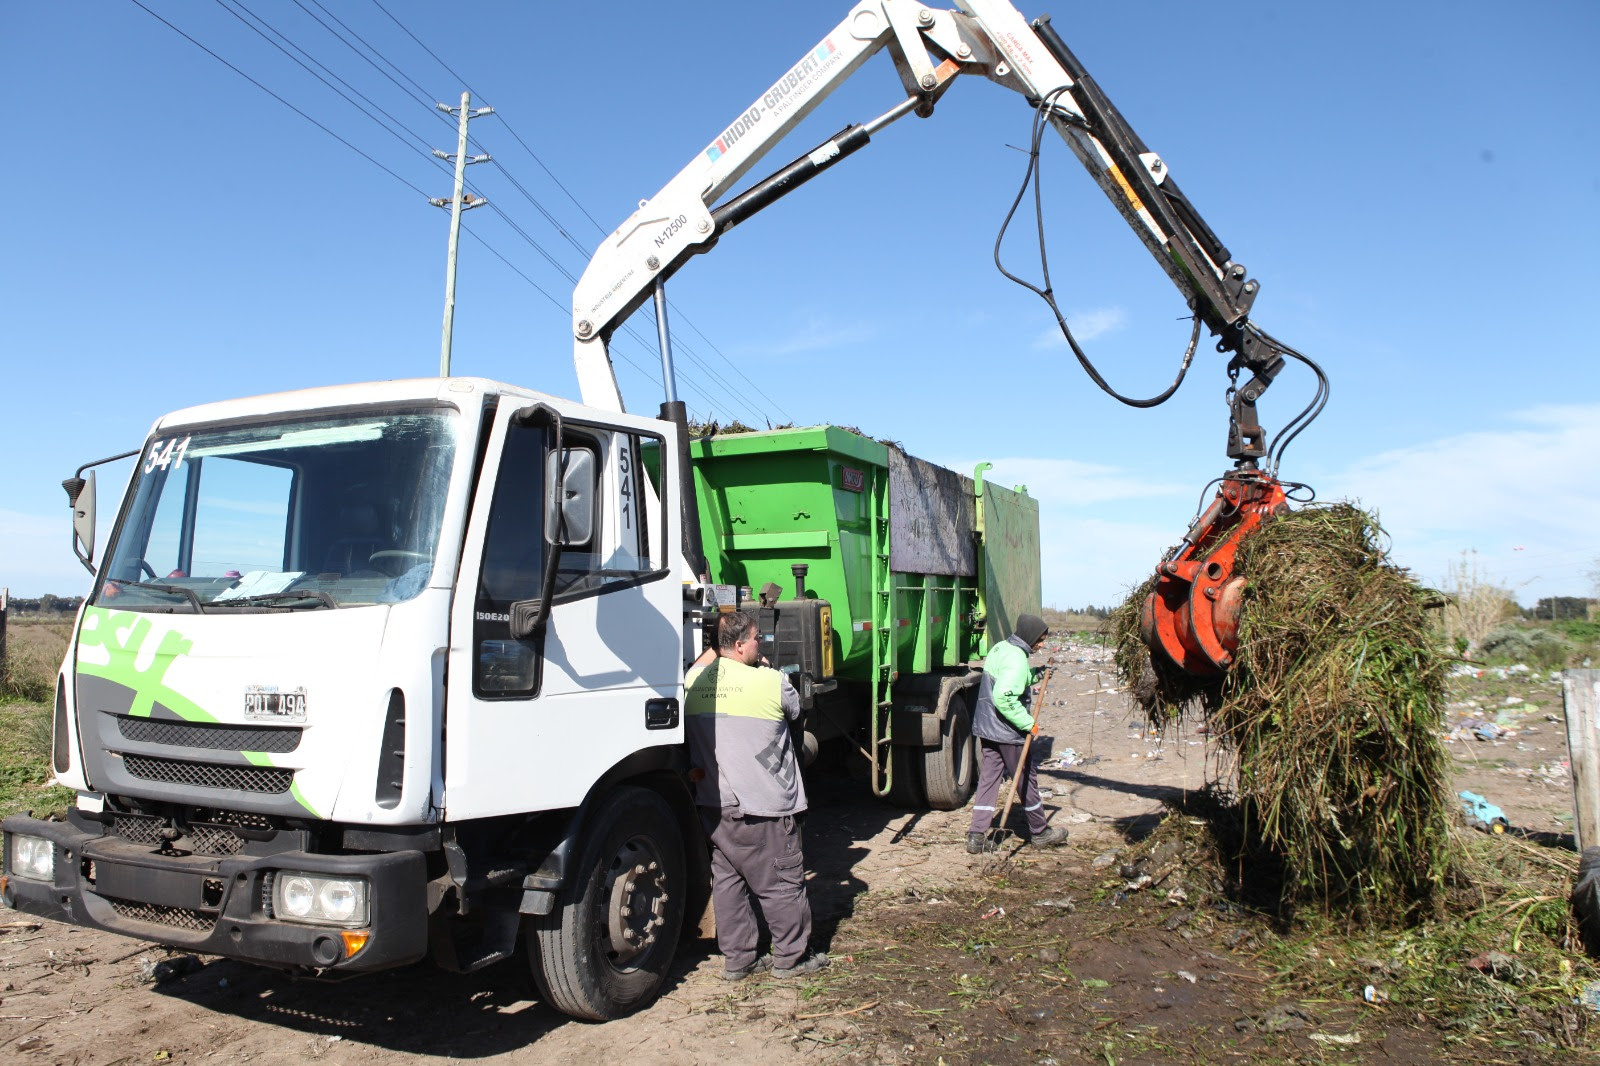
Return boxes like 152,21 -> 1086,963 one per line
3,0 -> 1597,609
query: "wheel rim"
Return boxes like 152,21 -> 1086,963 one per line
951,706 -> 974,789
601,833 -> 671,969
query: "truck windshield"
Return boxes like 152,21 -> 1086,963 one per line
94,408 -> 458,611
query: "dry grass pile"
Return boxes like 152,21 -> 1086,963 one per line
1111,503 -> 1455,923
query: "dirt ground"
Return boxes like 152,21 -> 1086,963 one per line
1,638 -> 1590,1064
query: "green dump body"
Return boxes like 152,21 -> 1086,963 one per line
688,426 -> 1041,683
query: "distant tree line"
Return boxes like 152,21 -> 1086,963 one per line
1521,596 -> 1595,622
4,595 -> 84,615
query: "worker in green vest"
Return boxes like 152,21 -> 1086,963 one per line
966,613 -> 1068,853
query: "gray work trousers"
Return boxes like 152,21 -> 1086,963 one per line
968,738 -> 1048,836
699,806 -> 812,970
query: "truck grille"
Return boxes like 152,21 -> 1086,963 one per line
107,897 -> 215,932
120,753 -> 294,794
112,814 -> 165,846
110,814 -> 245,856
202,808 -> 275,832
114,715 -> 302,754
188,824 -> 244,856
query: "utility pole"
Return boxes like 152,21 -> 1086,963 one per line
430,92 -> 493,376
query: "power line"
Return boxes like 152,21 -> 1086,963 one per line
129,0 -> 431,198
366,0 -> 609,239
364,0 -> 792,424
280,0 -> 758,418
130,0 -> 780,423
215,0 -> 435,157
294,0 -> 441,115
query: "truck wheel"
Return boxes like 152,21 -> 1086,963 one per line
528,786 -> 685,1021
883,744 -> 925,807
922,690 -> 976,810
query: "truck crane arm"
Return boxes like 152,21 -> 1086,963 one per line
570,0 -> 1305,465
571,0 -> 1328,678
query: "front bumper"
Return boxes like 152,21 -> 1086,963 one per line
2,814 -> 428,972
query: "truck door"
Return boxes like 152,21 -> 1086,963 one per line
443,402 -> 682,819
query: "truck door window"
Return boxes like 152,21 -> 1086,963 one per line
472,422 -> 666,697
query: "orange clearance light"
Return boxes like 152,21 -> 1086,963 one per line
340,931 -> 371,957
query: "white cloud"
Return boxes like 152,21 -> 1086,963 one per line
942,455 -> 1191,507
1039,515 -> 1179,610
1318,403 -> 1600,602
757,317 -> 876,357
1031,306 -> 1127,349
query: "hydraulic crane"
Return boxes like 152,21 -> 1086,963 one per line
568,0 -> 1328,676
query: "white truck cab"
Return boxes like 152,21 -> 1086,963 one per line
5,377 -> 694,1020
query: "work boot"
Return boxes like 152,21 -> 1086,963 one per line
1030,825 -> 1070,848
773,952 -> 830,979
966,831 -> 998,854
719,954 -> 773,981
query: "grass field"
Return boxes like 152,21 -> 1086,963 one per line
3,616 -> 71,703
0,703 -> 73,818
1,616 -> 75,817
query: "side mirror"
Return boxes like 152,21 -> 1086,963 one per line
64,470 -> 97,573
544,448 -> 595,546
511,447 -> 597,640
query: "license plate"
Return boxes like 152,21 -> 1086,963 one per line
244,686 -> 307,723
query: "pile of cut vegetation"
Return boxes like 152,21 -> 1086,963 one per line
1111,502 -> 1455,924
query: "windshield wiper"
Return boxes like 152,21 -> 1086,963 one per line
214,589 -> 339,610
108,581 -> 207,613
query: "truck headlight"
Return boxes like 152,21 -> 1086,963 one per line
271,871 -> 369,927
10,835 -> 55,882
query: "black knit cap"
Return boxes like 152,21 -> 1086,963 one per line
1014,613 -> 1048,646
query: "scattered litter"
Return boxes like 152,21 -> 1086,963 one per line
1033,897 -> 1076,911
1123,874 -> 1153,892
1309,1032 -> 1361,1046
1166,886 -> 1189,905
1577,980 -> 1600,1014
979,906 -> 1005,920
1091,849 -> 1122,869
1039,748 -> 1084,769
138,953 -> 202,985
1063,810 -> 1094,824
1238,1004 -> 1315,1032
1362,984 -> 1389,1005
1449,718 -> 1509,742
16,1036 -> 47,1052
1459,791 -> 1509,833
1465,951 -> 1521,982
1175,969 -> 1197,984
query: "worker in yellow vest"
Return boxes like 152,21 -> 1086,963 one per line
686,609 -> 829,980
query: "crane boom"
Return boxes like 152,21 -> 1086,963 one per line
571,0 -> 1294,463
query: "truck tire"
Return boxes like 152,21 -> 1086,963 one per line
528,786 -> 685,1021
922,690 -> 976,810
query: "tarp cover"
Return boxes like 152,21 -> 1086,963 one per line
887,448 -> 975,577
